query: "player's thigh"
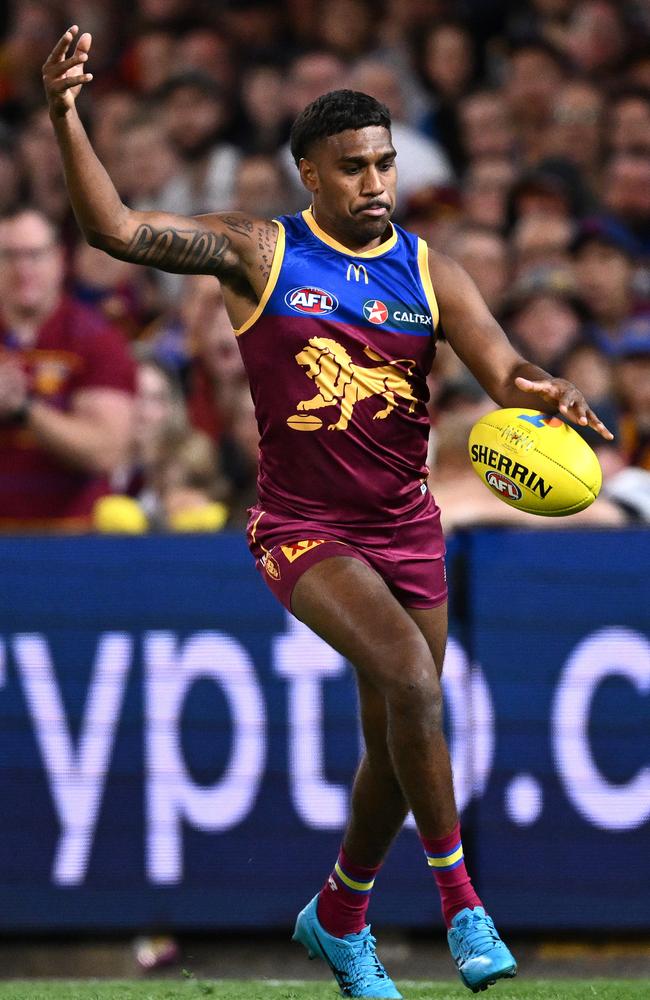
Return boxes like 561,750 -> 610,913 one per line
291,555 -> 438,697
405,602 -> 449,679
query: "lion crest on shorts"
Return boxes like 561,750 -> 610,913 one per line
289,336 -> 418,431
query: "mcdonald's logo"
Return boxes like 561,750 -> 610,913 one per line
346,263 -> 369,284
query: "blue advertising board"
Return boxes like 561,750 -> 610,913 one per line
0,529 -> 647,932
465,530 -> 650,929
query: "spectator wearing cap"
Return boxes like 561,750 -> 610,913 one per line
0,206 -> 135,531
572,216 -> 647,352
502,265 -> 587,371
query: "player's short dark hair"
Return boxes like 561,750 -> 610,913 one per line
289,90 -> 391,166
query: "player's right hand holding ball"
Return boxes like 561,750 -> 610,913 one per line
42,25 -> 93,117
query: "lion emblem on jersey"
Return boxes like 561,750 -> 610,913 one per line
289,336 -> 418,431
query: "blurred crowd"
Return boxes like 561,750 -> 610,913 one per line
0,0 -> 649,538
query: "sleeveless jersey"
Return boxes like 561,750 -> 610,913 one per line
235,207 -> 440,526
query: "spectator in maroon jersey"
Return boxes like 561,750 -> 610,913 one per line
0,205 -> 135,531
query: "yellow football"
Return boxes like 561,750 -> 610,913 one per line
468,408 -> 602,516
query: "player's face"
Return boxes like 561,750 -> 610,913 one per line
301,126 -> 397,247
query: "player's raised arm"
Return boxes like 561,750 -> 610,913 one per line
429,249 -> 614,441
43,26 -> 274,290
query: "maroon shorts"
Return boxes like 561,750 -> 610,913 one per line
246,492 -> 447,615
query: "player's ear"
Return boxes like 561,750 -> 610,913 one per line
299,157 -> 318,194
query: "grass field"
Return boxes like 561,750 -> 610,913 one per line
0,981 -> 648,1000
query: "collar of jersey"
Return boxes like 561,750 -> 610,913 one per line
302,207 -> 397,258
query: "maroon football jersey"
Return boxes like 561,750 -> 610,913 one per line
0,297 -> 135,529
236,208 -> 440,526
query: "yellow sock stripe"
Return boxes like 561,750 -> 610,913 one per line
334,860 -> 375,892
427,844 -> 464,868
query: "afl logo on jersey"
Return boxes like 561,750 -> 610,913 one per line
285,286 -> 339,315
363,299 -> 389,325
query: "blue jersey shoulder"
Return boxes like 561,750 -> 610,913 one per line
267,211 -> 436,336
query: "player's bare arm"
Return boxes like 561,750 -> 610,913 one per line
429,250 -> 614,441
43,26 -> 277,313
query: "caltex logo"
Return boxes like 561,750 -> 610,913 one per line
363,299 -> 389,325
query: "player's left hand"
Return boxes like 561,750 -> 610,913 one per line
515,376 -> 614,441
0,361 -> 29,419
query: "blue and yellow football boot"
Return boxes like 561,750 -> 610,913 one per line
293,895 -> 402,999
448,906 -> 517,992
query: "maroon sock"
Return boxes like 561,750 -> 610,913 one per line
316,846 -> 381,937
420,822 -> 482,928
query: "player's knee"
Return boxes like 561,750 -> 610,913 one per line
385,660 -> 443,729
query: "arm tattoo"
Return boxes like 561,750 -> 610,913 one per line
221,214 -> 255,238
126,223 -> 233,276
257,221 -> 276,282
